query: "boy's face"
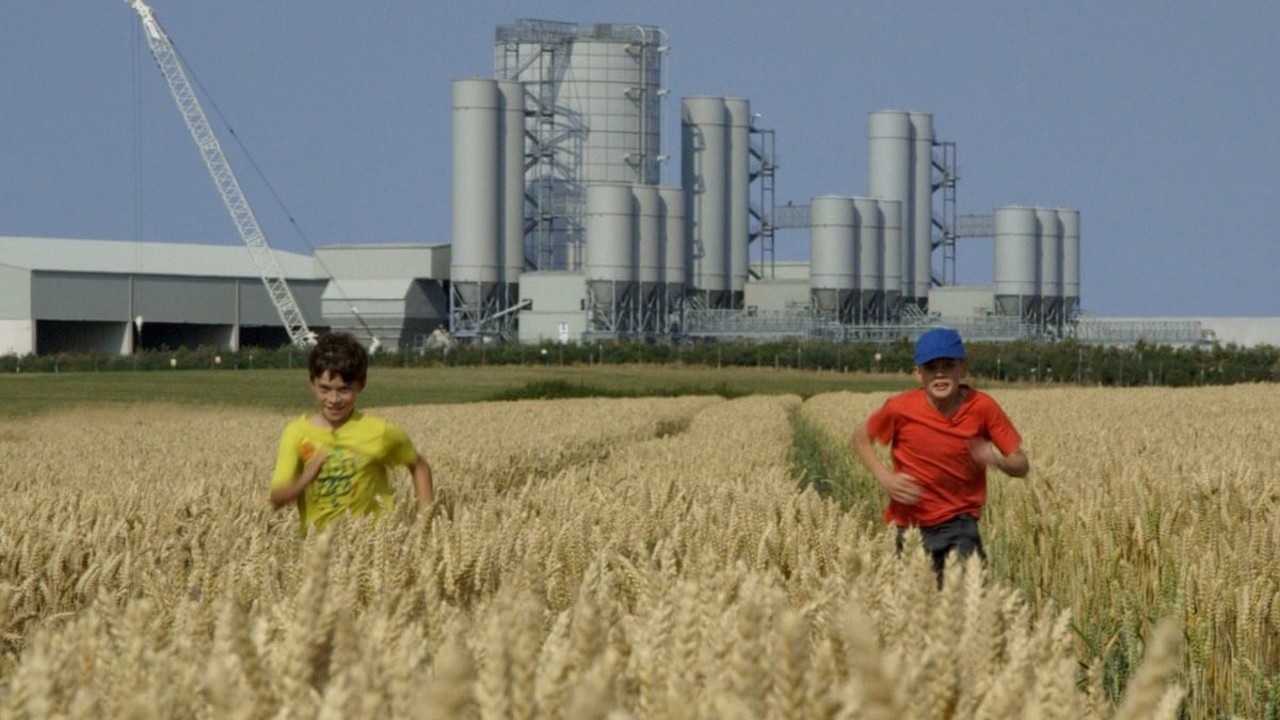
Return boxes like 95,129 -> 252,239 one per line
310,370 -> 363,427
913,357 -> 967,406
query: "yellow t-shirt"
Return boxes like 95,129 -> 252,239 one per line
271,411 -> 419,533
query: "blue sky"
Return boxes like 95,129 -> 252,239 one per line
2,1 -> 1276,316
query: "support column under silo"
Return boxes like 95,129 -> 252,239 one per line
586,280 -> 636,338
449,282 -> 502,339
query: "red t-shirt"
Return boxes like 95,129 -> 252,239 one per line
865,385 -> 1022,528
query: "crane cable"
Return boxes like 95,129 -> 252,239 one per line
131,17 -> 143,269
139,29 -> 382,349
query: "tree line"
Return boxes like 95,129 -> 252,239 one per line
3,338 -> 1277,387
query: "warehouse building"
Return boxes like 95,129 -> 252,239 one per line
0,236 -> 449,356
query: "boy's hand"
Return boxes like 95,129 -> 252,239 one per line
269,442 -> 330,511
299,442 -> 330,485
968,438 -> 1031,478
301,441 -> 329,466
968,438 -> 1000,468
882,472 -> 922,505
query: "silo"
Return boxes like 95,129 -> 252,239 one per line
993,206 -> 1040,319
450,78 -> 501,312
878,198 -> 903,320
633,184 -> 663,334
1058,208 -> 1081,320
725,97 -> 752,308
682,96 -> 730,307
852,198 -> 884,323
658,186 -> 686,331
909,112 -> 935,307
496,21 -> 665,271
1035,207 -> 1063,328
497,80 -> 526,297
585,183 -> 637,334
809,196 -> 857,322
867,111 -> 913,303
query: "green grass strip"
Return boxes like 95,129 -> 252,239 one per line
787,411 -> 883,526
484,379 -> 749,402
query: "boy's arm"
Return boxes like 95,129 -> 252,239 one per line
853,421 -> 921,505
269,448 -> 328,510
409,453 -> 434,507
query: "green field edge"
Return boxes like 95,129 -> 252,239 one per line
0,365 -> 917,419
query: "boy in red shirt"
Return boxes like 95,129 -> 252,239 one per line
853,327 -> 1029,581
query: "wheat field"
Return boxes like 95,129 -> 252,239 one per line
1,384 -> 1273,718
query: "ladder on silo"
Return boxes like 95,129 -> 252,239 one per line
932,140 -> 958,286
749,121 -> 777,280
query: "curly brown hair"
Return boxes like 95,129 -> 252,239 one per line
307,332 -> 368,385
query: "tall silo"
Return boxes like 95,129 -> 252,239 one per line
909,112 -> 935,307
725,97 -> 752,308
633,185 -> 663,334
993,206 -> 1040,320
1059,208 -> 1081,320
585,183 -> 637,335
867,111 -> 913,305
878,198 -> 903,320
1035,207 -> 1063,329
852,198 -> 884,323
497,80 -> 526,305
495,20 -> 665,272
658,186 -> 686,332
450,78 -> 502,333
682,96 -> 730,308
809,196 -> 857,323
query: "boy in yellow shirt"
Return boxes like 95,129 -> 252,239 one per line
269,332 -> 434,533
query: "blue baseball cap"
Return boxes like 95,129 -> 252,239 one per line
914,327 -> 966,366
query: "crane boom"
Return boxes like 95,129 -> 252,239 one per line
125,0 -> 315,348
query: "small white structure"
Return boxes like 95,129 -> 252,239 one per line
316,244 -> 450,352
518,272 -> 588,344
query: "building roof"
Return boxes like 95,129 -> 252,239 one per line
0,235 -> 318,279
320,242 -> 449,250
314,243 -> 449,280
321,278 -> 415,301
1102,316 -> 1280,348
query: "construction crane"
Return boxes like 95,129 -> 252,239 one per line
125,0 -> 316,348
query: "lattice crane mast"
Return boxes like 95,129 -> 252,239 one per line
125,0 -> 316,348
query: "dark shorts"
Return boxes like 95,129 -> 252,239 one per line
896,514 -> 985,582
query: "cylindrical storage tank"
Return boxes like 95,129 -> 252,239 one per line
993,206 -> 1040,318
852,197 -> 884,323
658,186 -> 686,323
682,96 -> 730,303
585,183 -> 636,329
585,183 -> 636,282
1035,207 -> 1063,326
633,185 -> 663,285
724,97 -> 752,305
496,29 -> 664,186
878,198 -> 903,319
497,80 -> 526,289
1058,208 -> 1081,318
451,79 -> 501,302
658,186 -> 686,286
909,112 -> 935,307
809,196 -> 857,320
867,111 -> 913,301
495,22 -> 664,272
633,184 -> 663,331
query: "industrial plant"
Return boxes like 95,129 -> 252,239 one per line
445,19 -> 1192,348
4,13 -> 1262,358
